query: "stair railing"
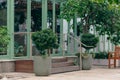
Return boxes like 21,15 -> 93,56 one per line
67,33 -> 94,70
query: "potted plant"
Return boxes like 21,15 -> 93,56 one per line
0,26 -> 10,54
81,33 -> 98,70
32,29 -> 59,76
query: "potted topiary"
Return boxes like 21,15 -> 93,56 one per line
81,33 -> 99,70
0,26 -> 10,54
32,29 -> 59,76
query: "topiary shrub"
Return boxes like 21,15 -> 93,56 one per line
32,29 -> 59,56
81,33 -> 99,52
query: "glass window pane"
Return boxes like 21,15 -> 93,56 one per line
0,0 -> 7,55
0,0 -> 7,26
31,0 -> 42,56
14,33 -> 27,57
31,0 -> 42,32
14,0 -> 27,57
14,0 -> 27,32
48,0 -> 53,29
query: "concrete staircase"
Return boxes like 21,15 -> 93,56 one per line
51,57 -> 80,74
15,56 -> 80,74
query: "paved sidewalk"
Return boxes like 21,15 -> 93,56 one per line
1,66 -> 120,80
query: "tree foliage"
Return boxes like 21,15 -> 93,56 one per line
60,0 -> 80,22
0,26 -> 10,52
60,0 -> 120,45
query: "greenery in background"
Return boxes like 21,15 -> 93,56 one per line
75,52 -> 95,58
32,29 -> 59,56
14,41 -> 24,57
0,26 -> 10,52
94,52 -> 108,59
60,0 -> 120,45
60,0 -> 80,22
92,0 -> 120,4
76,51 -> 108,59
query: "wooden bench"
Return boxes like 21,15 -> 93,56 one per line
108,46 -> 120,68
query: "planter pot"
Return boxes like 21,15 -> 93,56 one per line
82,54 -> 92,70
33,56 -> 51,76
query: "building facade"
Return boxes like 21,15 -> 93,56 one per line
0,0 -> 115,59
0,0 -> 65,59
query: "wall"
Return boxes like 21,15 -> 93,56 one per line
0,60 -> 15,72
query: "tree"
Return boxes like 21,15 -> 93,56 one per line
60,0 -> 80,22
32,29 -> 59,55
60,0 -> 120,45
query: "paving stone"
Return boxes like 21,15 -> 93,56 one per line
1,66 -> 120,80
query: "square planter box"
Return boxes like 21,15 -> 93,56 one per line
33,56 -> 51,76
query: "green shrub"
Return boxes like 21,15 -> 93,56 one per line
94,52 -> 108,59
32,29 -> 59,56
81,33 -> 99,51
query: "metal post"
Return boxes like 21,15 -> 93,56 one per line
79,41 -> 82,70
73,13 -> 77,54
60,2 -> 64,56
42,0 -> 48,30
7,0 -> 14,58
52,0 -> 55,32
52,0 -> 56,55
67,21 -> 70,55
103,35 -> 105,51
26,0 -> 31,58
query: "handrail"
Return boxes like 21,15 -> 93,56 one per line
67,34 -> 83,70
67,33 -> 94,48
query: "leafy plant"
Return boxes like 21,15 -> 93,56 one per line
75,34 -> 98,59
61,0 -> 120,45
60,0 -> 80,22
81,33 -> 99,52
0,26 -> 10,52
94,52 -> 108,59
32,29 -> 59,56
14,41 -> 24,56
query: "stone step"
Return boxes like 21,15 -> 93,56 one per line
15,56 -> 79,73
15,60 -> 33,73
52,57 -> 67,63
51,66 -> 79,74
52,61 -> 74,68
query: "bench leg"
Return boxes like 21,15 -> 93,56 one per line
114,58 -> 116,68
108,58 -> 111,68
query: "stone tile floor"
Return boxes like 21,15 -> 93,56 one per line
0,66 -> 120,80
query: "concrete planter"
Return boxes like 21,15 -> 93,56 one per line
93,59 -> 120,66
33,56 -> 51,76
82,54 -> 93,70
